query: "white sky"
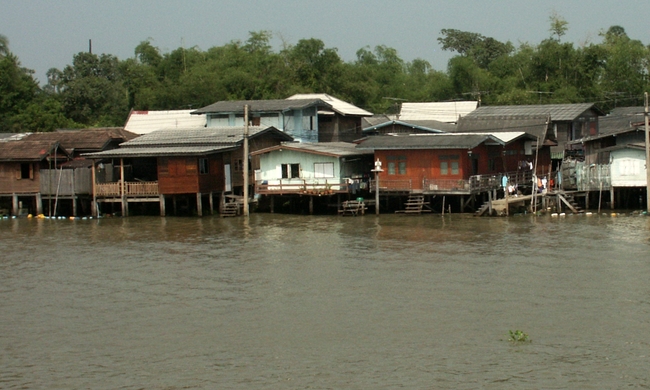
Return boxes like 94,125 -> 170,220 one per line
2,0 -> 648,85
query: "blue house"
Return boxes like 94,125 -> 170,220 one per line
191,94 -> 372,143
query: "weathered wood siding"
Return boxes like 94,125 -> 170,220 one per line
318,115 -> 362,142
0,162 -> 40,194
158,156 -> 225,194
40,168 -> 92,195
375,149 -> 472,191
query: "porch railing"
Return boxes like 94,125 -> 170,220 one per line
255,179 -> 349,195
369,179 -> 412,192
95,181 -> 159,197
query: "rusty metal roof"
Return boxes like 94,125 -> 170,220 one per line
22,128 -> 137,153
0,140 -> 66,161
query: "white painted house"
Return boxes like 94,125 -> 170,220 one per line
251,142 -> 373,195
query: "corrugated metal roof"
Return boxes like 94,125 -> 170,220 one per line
356,134 -> 493,150
464,103 -> 602,121
121,126 -> 291,147
82,126 -> 293,159
362,119 -> 454,133
609,106 -> 645,116
82,145 -> 235,159
456,115 -> 549,139
252,142 -> 373,157
124,110 -> 207,134
287,94 -> 373,116
191,99 -> 323,115
399,101 -> 478,122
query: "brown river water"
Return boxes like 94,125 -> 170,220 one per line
1,213 -> 649,389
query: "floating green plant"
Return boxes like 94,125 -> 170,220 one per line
508,330 -> 530,343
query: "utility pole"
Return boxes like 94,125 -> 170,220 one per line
371,159 -> 383,215
643,92 -> 650,213
243,105 -> 250,217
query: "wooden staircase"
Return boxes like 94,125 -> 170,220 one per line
559,193 -> 583,214
221,201 -> 240,217
475,202 -> 491,217
338,200 -> 367,216
396,194 -> 431,214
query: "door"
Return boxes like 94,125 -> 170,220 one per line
224,163 -> 232,192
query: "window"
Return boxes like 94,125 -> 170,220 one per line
20,163 -> 32,179
199,158 -> 209,175
451,161 -> 459,175
314,162 -> 334,178
388,162 -> 396,175
439,155 -> 460,176
398,161 -> 406,175
387,156 -> 406,175
281,163 -> 300,179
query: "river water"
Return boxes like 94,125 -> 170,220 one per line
1,212 -> 649,389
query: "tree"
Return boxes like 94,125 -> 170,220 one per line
549,12 -> 569,41
599,25 -> 649,104
0,34 -> 9,57
0,53 -> 40,131
438,29 -> 513,69
57,52 -> 128,125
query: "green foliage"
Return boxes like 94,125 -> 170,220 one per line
2,19 -> 650,131
508,330 -> 531,343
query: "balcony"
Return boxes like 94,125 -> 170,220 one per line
95,181 -> 159,197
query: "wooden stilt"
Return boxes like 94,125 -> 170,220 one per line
12,194 -> 18,216
159,194 -> 166,217
209,192 -> 214,215
36,193 -> 43,215
270,195 -> 274,213
197,192 -> 203,217
309,196 -> 314,215
487,191 -> 492,215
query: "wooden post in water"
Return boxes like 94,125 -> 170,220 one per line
442,196 -> 446,216
91,161 -> 97,217
159,194 -> 166,217
598,182 -> 603,214
487,191 -> 492,215
644,92 -> 650,213
243,104 -> 250,217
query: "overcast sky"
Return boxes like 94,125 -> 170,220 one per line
2,0 -> 648,85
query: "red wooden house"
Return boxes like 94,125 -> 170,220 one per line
356,131 -> 545,195
83,126 -> 292,217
